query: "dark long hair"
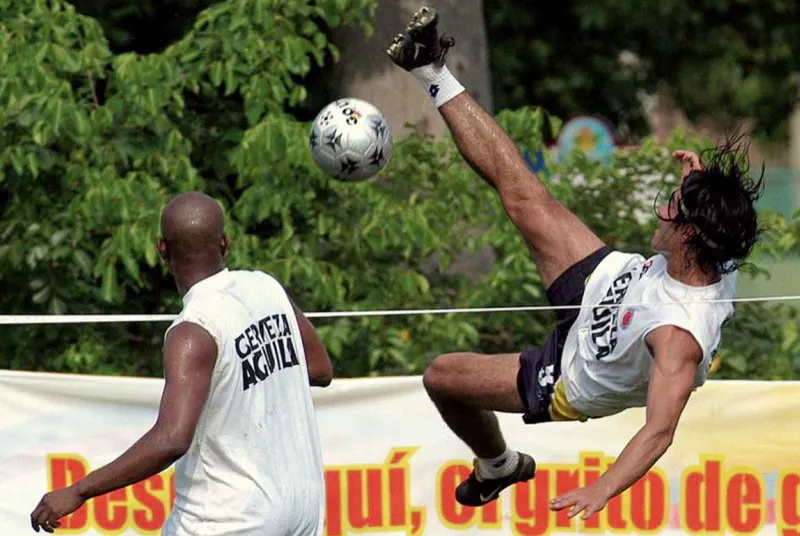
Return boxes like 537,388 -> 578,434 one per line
656,134 -> 765,275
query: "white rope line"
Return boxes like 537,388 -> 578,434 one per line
2,294 -> 800,324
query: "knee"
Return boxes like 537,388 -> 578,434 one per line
423,353 -> 463,399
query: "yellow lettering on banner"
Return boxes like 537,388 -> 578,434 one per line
47,454 -> 175,535
777,469 -> 800,536
323,447 -> 426,536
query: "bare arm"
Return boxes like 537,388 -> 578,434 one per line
31,322 -> 217,532
550,325 -> 701,519
76,322 -> 217,497
598,326 -> 699,494
290,297 -> 333,387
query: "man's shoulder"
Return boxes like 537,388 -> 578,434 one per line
588,250 -> 650,281
604,249 -> 653,265
229,268 -> 281,285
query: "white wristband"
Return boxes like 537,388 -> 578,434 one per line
411,64 -> 466,108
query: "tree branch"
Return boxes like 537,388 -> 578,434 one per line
87,71 -> 100,109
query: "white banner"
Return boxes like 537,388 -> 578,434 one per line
2,370 -> 800,535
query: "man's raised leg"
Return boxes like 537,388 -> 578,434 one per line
387,7 -> 606,288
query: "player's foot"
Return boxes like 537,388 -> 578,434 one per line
386,6 -> 455,71
455,452 -> 536,506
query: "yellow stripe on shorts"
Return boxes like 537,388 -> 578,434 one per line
548,379 -> 588,422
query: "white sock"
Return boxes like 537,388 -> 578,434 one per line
477,449 -> 519,479
410,63 -> 465,109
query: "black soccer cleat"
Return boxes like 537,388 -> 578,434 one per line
455,452 -> 537,506
386,6 -> 455,71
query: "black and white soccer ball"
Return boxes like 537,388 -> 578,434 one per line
309,98 -> 393,182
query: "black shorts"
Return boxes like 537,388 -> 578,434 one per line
516,246 -> 612,424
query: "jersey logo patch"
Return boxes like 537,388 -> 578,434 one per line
621,309 -> 634,329
234,313 -> 300,391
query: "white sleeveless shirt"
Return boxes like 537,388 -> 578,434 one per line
561,252 -> 736,418
161,269 -> 325,536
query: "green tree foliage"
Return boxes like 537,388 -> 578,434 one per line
0,0 -> 377,375
0,0 -> 797,381
484,0 -> 800,143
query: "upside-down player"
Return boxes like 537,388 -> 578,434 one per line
387,7 -> 763,519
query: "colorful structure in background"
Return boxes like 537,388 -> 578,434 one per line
523,116 -> 799,224
525,115 -> 618,175
554,116 -> 617,165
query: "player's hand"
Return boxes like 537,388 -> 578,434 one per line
672,149 -> 703,179
549,481 -> 612,520
30,487 -> 85,533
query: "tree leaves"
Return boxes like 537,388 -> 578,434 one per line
0,0 -> 380,374
1,0 -> 797,382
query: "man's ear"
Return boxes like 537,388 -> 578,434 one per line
158,238 -> 169,263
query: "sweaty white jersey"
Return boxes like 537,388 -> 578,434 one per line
561,252 -> 736,418
161,269 -> 325,536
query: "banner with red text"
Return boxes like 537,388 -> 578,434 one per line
1,370 -> 799,535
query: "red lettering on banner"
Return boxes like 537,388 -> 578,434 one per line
132,476 -> 167,532
478,499 -> 502,529
322,447 -> 425,536
47,455 -> 175,535
324,470 -> 343,536
346,467 -> 383,528
387,456 -> 408,526
512,468 -> 550,536
580,454 -> 603,532
554,468 -> 579,529
683,457 -> 723,532
727,472 -> 764,533
630,470 -> 668,532
606,493 -> 628,531
509,454 -> 671,535
435,462 -> 501,530
437,463 -> 475,527
682,457 -> 769,535
47,454 -> 89,530
778,471 -> 800,536
94,488 -> 127,533
43,448 -> 786,536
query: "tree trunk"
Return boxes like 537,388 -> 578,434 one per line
329,0 -> 493,140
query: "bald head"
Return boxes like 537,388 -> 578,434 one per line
160,191 -> 226,264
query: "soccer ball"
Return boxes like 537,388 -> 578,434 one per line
309,98 -> 393,182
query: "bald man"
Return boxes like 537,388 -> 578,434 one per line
30,192 -> 333,535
